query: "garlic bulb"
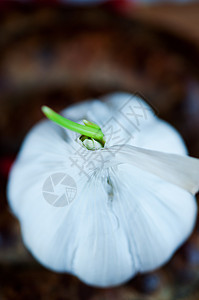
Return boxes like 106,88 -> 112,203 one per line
8,92 -> 199,287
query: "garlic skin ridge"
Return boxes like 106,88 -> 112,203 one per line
7,92 -> 198,287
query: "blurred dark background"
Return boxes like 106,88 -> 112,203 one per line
0,1 -> 199,299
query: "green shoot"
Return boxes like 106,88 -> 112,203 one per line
41,106 -> 105,146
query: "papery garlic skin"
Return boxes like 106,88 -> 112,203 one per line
7,93 -> 197,287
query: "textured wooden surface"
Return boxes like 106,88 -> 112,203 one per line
0,4 -> 199,300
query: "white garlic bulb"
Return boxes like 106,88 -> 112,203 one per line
8,92 -> 199,287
